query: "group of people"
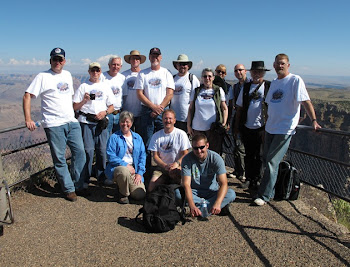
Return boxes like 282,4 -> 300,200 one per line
23,46 -> 320,219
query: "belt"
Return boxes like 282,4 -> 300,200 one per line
112,110 -> 120,115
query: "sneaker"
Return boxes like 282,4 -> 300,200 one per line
104,179 -> 114,186
65,192 -> 77,202
227,172 -> 234,178
117,194 -> 129,204
219,203 -> 232,216
240,180 -> 250,189
254,198 -> 266,206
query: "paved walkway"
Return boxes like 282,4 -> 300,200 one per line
0,176 -> 349,267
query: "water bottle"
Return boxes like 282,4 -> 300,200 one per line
35,120 -> 42,127
200,198 -> 209,219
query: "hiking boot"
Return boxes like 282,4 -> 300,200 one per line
254,198 -> 266,206
219,203 -> 232,216
117,194 -> 129,204
66,192 -> 77,202
240,180 -> 250,189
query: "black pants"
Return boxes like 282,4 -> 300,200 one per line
241,126 -> 264,183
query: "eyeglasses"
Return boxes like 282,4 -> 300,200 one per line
203,75 -> 213,79
216,70 -> 226,74
193,145 -> 206,150
90,69 -> 101,73
179,62 -> 188,66
234,69 -> 245,72
52,57 -> 64,62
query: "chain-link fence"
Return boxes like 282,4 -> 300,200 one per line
0,124 -> 349,202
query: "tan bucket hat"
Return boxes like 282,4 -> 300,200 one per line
124,50 -> 146,64
173,54 -> 193,70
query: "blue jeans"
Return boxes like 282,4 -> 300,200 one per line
175,188 -> 236,212
258,132 -> 292,202
80,123 -> 108,182
107,113 -> 120,136
45,122 -> 86,193
138,106 -> 164,148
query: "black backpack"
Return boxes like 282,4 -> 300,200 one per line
274,160 -> 300,201
136,184 -> 186,233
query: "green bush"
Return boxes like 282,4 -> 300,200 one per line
332,199 -> 350,230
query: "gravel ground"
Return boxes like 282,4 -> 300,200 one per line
0,176 -> 349,267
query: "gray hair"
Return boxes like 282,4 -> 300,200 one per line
119,110 -> 134,123
108,55 -> 123,65
201,67 -> 215,77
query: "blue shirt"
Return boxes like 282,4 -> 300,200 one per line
105,130 -> 146,181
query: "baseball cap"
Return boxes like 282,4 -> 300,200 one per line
89,62 -> 101,70
50,47 -> 65,58
149,47 -> 161,55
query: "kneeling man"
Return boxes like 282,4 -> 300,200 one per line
181,134 -> 236,217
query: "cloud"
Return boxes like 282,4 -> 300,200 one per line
80,58 -> 92,65
7,58 -> 47,66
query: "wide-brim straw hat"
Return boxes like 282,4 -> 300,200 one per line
124,50 -> 146,64
173,54 -> 193,70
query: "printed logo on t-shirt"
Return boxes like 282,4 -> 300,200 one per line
127,78 -> 136,90
57,82 -> 69,93
112,86 -> 121,96
270,89 -> 284,103
90,90 -> 103,100
192,165 -> 200,183
148,78 -> 162,88
198,91 -> 214,101
174,85 -> 183,95
126,145 -> 133,156
160,140 -> 173,153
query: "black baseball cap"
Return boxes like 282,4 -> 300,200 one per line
149,47 -> 161,55
50,47 -> 65,58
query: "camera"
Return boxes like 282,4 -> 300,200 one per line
89,93 -> 96,100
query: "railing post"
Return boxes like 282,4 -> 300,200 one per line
0,154 -> 7,221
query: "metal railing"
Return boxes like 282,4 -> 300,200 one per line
0,124 -> 349,202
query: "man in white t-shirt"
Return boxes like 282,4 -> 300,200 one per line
234,61 -> 271,190
254,54 -> 321,206
23,47 -> 86,202
148,109 -> 191,191
135,47 -> 175,150
73,62 -> 115,185
170,54 -> 200,132
101,55 -> 125,134
121,50 -> 146,133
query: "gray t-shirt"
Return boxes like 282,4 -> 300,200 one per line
181,150 -> 226,196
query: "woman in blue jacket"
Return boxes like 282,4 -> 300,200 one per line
105,111 -> 146,204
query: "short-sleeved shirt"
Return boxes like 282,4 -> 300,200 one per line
26,69 -> 77,128
73,81 -> 115,124
148,127 -> 191,165
181,150 -> 226,195
101,72 -> 125,111
265,73 -> 310,135
134,66 -> 175,105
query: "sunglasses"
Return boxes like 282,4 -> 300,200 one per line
203,75 -> 213,79
234,69 -> 245,72
90,68 -> 101,72
216,70 -> 226,74
52,57 -> 64,62
179,62 -> 189,66
193,145 -> 206,150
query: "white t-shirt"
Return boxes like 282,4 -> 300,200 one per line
73,81 -> 115,124
101,72 -> 125,111
236,82 -> 266,129
134,66 -> 175,106
122,134 -> 134,165
171,73 -> 200,122
26,69 -> 77,128
121,69 -> 142,117
148,127 -> 191,165
265,73 -> 310,135
190,87 -> 226,131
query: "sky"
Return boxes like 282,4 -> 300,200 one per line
1,0 -> 350,78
